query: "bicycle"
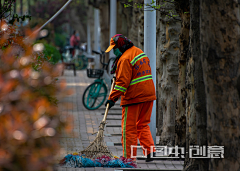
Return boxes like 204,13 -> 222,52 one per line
82,50 -> 116,110
62,46 -> 88,70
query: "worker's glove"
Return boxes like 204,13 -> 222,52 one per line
105,100 -> 115,109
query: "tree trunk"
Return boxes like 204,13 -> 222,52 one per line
156,0 -> 180,146
128,0 -> 144,46
88,0 -> 110,58
69,7 -> 87,42
98,0 -> 110,59
14,0 -> 16,14
27,0 -> 30,15
20,0 -> 22,16
89,6 -> 95,53
183,0 -> 208,170
200,0 -> 240,170
175,0 -> 190,150
117,0 -> 131,37
192,0 -> 208,169
117,0 -> 144,49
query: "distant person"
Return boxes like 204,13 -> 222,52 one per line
76,32 -> 80,44
70,30 -> 80,56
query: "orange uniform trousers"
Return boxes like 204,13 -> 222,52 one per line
121,101 -> 156,159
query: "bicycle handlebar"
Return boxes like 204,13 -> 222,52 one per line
92,50 -> 101,55
92,50 -> 116,71
92,50 -> 107,68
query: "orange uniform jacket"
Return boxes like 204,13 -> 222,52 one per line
109,46 -> 156,106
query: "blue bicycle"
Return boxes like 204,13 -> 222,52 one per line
82,50 -> 115,110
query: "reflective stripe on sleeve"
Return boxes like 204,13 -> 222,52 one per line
130,53 -> 147,66
114,85 -> 127,92
129,75 -> 152,86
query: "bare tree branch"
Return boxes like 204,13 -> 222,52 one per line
121,1 -> 181,21
0,0 -> 14,19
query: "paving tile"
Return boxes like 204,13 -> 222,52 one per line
165,164 -> 177,170
138,164 -> 148,169
156,164 -> 167,170
75,168 -> 85,171
58,70 -> 182,171
54,166 -> 66,171
57,167 -> 68,171
147,163 -> 158,169
163,160 -> 173,165
103,168 -> 115,171
174,164 -> 184,169
84,168 -> 95,171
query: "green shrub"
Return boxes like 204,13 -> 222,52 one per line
43,43 -> 61,64
55,33 -> 67,49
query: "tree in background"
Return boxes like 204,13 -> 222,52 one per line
29,0 -> 88,48
0,0 -> 31,24
122,0 -> 240,170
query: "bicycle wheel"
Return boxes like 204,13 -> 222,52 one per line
82,55 -> 88,69
82,82 -> 108,110
75,55 -> 88,70
74,55 -> 84,70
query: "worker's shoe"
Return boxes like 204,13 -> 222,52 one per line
145,152 -> 156,162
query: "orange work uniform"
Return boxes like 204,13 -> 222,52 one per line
108,45 -> 156,159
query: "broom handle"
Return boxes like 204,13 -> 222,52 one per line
102,76 -> 116,122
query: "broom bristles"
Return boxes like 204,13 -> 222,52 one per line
80,122 -> 113,158
80,78 -> 116,159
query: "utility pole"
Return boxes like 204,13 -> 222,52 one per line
104,0 -> 117,87
109,0 -> 116,59
94,8 -> 100,69
144,0 -> 156,145
87,19 -> 91,55
87,5 -> 93,56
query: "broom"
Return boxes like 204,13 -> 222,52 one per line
80,77 -> 116,158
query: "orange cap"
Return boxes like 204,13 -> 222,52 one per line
105,38 -> 116,53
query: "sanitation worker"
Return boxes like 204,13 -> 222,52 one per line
105,34 -> 156,162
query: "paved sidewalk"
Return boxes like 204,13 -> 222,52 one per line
54,70 -> 184,171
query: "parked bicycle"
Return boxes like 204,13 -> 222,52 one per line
62,46 -> 88,70
82,50 -> 115,110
